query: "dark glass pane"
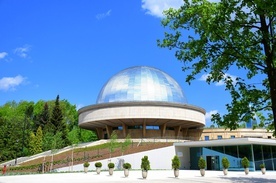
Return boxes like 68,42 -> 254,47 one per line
238,145 -> 253,170
190,147 -> 202,170
253,145 -> 262,170
263,145 -> 273,170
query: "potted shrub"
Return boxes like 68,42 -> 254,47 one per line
123,162 -> 131,177
260,163 -> 266,175
241,157 -> 250,175
108,162 -> 115,176
171,155 -> 181,178
95,162 -> 102,174
198,156 -> 206,176
221,157 -> 230,175
83,162 -> 90,173
141,156 -> 150,179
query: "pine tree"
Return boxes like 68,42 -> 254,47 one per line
39,103 -> 50,130
50,95 -> 63,133
36,126 -> 43,153
29,132 -> 36,155
50,95 -> 69,146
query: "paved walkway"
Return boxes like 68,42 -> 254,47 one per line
1,170 -> 276,183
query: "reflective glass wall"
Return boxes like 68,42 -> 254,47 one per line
190,144 -> 276,171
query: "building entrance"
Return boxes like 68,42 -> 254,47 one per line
206,156 -> 220,170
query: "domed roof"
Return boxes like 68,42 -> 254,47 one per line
96,66 -> 187,104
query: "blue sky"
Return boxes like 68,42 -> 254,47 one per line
0,0 -> 252,126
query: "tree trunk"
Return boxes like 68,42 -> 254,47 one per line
260,14 -> 276,135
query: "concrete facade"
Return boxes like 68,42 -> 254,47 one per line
79,101 -> 205,139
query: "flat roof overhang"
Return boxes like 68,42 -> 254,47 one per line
174,138 -> 276,147
78,101 -> 206,130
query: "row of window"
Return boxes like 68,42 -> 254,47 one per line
204,135 -> 235,140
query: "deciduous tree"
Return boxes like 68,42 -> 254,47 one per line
158,0 -> 276,134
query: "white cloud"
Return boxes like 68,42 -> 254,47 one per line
96,10 -> 112,20
0,75 -> 26,91
14,45 -> 31,58
199,73 -> 237,86
0,52 -> 8,60
199,73 -> 209,81
76,104 -> 84,110
205,110 -> 218,121
141,0 -> 183,18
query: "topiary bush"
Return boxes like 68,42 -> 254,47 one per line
198,156 -> 206,169
222,157 -> 230,169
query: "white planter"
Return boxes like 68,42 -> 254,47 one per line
109,168 -> 114,175
223,169 -> 228,176
96,167 -> 101,174
142,170 -> 148,179
174,169 -> 179,178
84,167 -> 89,173
261,168 -> 266,175
124,169 -> 129,177
200,169 -> 205,176
244,168 -> 249,175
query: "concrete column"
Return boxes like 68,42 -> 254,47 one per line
175,126 -> 181,138
122,123 -> 128,138
143,121 -> 146,138
96,128 -> 104,139
160,124 -> 167,137
182,128 -> 188,138
105,125 -> 113,138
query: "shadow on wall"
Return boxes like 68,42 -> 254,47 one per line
116,158 -> 125,170
221,177 -> 274,183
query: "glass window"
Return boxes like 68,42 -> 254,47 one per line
217,135 -> 222,139
272,146 -> 276,170
230,135 -> 235,138
263,145 -> 273,170
224,146 -> 240,170
238,145 -> 252,161
253,145 -> 262,170
190,147 -> 202,170
205,136 -> 209,141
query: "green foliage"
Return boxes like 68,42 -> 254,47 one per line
171,155 -> 181,170
158,0 -> 276,134
83,161 -> 90,167
29,132 -> 37,155
36,126 -> 43,153
198,157 -> 206,169
222,157 -> 230,169
68,126 -> 80,145
95,162 -> 102,168
108,162 -> 115,168
80,129 -> 98,142
34,102 -> 50,131
260,163 -> 265,168
50,95 -> 63,132
123,162 -> 131,169
109,131 -> 118,158
121,134 -> 131,155
241,157 -> 250,168
0,97 -> 89,162
141,156 -> 150,171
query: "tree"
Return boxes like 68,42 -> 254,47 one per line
35,102 -> 50,130
36,126 -> 43,153
29,126 -> 43,155
121,134 -> 131,155
109,131 -> 118,159
29,132 -> 36,155
158,0 -> 276,134
50,95 -> 63,133
50,95 -> 69,146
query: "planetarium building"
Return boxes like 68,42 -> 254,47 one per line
78,66 -> 205,139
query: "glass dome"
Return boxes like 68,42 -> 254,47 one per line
96,66 -> 187,104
